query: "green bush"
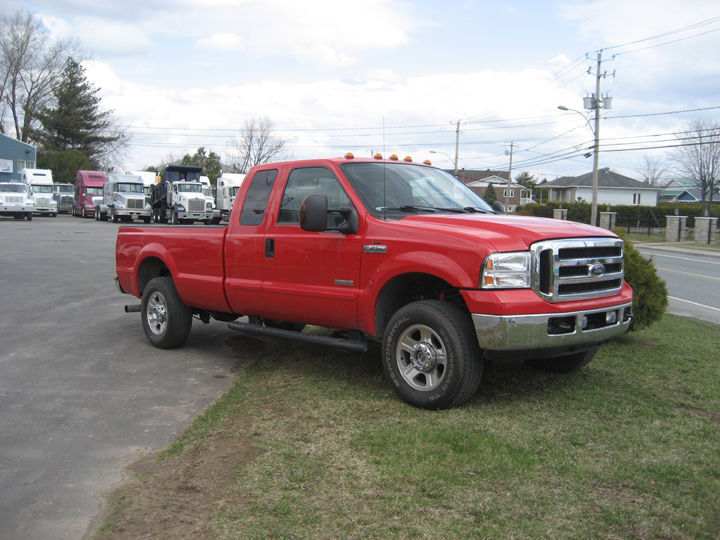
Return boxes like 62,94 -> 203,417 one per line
616,230 -> 668,331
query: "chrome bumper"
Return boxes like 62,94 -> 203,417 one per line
472,302 -> 633,353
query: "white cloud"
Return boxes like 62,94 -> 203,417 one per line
195,33 -> 245,51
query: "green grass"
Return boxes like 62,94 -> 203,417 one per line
102,315 -> 720,539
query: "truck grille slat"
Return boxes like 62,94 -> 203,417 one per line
532,238 -> 625,302
188,199 -> 205,212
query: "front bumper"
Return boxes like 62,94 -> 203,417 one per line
0,205 -> 33,214
114,209 -> 151,218
472,302 -> 633,360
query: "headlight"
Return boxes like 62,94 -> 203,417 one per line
481,252 -> 532,289
176,204 -> 186,212
206,202 -> 213,210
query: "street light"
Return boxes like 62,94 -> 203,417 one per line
430,150 -> 457,175
558,104 -> 600,227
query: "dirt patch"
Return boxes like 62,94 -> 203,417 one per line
680,403 -> 720,425
88,417 -> 260,540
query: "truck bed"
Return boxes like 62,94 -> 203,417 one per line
116,225 -> 232,313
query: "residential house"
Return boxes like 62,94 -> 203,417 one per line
0,133 -> 37,182
659,177 -> 719,203
537,168 -> 661,206
453,169 -> 532,212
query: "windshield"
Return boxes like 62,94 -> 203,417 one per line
176,183 -> 202,193
86,186 -> 103,195
33,185 -> 54,193
230,186 -> 239,197
58,185 -> 73,193
0,184 -> 27,193
340,162 -> 494,219
116,183 -> 144,193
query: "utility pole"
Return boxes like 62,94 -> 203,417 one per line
505,142 -> 514,211
453,119 -> 462,177
590,51 -> 602,228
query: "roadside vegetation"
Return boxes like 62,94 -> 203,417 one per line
91,314 -> 720,540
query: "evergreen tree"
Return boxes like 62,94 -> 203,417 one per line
483,183 -> 498,205
33,59 -> 122,170
181,147 -> 223,184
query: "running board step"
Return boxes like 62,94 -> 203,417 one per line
227,321 -> 369,353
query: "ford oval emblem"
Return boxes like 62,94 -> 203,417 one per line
589,263 -> 605,276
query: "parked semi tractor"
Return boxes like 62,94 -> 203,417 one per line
53,183 -> 75,213
74,171 -> 106,218
0,181 -> 34,220
149,164 -> 213,225
125,170 -> 159,208
98,174 -> 152,223
116,155 -> 633,410
216,173 -> 246,221
21,168 -> 57,217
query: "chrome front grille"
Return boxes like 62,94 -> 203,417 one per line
60,195 -> 73,204
188,199 -> 205,212
532,238 -> 624,302
5,196 -> 23,204
127,197 -> 144,209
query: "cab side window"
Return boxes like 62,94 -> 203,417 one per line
240,169 -> 278,226
277,167 -> 350,226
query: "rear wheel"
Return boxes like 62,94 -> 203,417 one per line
382,300 -> 483,409
525,348 -> 598,374
141,277 -> 193,349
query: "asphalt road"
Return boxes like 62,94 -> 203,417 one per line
636,244 -> 720,325
0,215 -> 250,540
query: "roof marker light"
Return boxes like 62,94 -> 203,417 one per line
345,152 -> 355,159
423,160 -> 432,165
404,156 -> 412,162
374,153 -> 383,160
389,154 -> 399,161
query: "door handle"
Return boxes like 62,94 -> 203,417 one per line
265,238 -> 275,258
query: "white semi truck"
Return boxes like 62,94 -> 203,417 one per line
149,165 -> 213,225
0,182 -> 34,220
98,174 -> 152,223
21,168 -> 57,217
216,173 -> 246,222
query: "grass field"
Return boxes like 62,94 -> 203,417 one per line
93,314 -> 720,540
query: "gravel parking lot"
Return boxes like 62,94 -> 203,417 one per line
0,215 -> 243,540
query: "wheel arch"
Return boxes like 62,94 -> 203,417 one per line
373,272 -> 470,339
137,254 -> 173,297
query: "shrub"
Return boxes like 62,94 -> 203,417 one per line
615,229 -> 668,331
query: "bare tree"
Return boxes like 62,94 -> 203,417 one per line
635,155 -> 670,186
0,10 -> 83,141
670,119 -> 720,216
228,117 -> 291,173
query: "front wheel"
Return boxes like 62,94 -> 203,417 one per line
525,347 -> 598,374
171,209 -> 179,225
382,300 -> 483,409
141,277 -> 193,349
26,213 -> 32,221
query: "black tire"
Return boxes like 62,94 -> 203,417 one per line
525,347 -> 598,374
26,213 -> 32,221
13,214 -> 23,220
382,300 -> 483,409
141,277 -> 193,349
143,216 -> 151,224
111,208 -> 119,223
171,209 -> 179,225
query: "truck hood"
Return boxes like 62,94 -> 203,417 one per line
394,213 -> 615,252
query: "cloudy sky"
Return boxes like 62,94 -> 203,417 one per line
5,0 -> 720,179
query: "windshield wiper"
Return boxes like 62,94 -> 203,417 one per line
378,205 -> 465,213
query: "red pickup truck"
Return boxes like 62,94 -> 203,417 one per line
116,155 -> 632,409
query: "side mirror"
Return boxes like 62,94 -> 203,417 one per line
300,194 -> 328,232
300,194 -> 359,235
492,200 -> 506,214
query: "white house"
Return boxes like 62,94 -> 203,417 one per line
538,168 -> 661,206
